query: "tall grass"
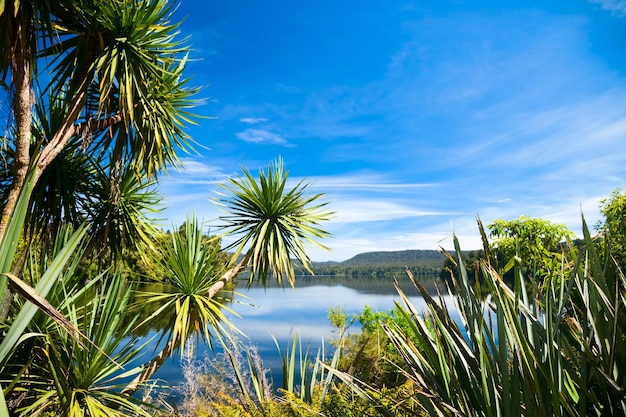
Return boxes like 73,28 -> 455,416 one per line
329,216 -> 625,416
177,332 -> 343,416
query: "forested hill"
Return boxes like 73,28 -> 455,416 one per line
303,249 -> 446,278
343,250 -> 444,265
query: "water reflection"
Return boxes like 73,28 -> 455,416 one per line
142,275 -> 455,394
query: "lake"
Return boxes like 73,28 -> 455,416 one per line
138,274 -> 457,399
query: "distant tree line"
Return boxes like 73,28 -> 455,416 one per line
308,263 -> 442,278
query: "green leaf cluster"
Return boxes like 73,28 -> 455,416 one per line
489,215 -> 575,284
597,188 -> 626,267
216,158 -> 333,286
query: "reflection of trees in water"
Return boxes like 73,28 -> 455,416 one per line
241,274 -> 442,296
126,275 -> 442,337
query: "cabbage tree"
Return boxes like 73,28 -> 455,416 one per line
122,159 -> 332,396
0,0 -> 198,242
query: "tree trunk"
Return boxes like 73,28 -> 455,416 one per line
0,27 -> 33,242
121,339 -> 176,398
0,19 -> 108,242
207,261 -> 246,299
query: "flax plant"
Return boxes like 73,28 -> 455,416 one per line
0,172 -> 86,414
185,332 -> 345,415
0,172 -> 148,415
271,333 -> 341,404
20,274 -> 152,417
328,217 -> 626,416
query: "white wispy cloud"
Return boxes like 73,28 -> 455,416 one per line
589,0 -> 626,15
180,158 -> 229,179
240,117 -> 269,124
235,128 -> 288,145
328,199 -> 447,224
305,173 -> 436,192
160,158 -> 231,186
158,4 -> 624,263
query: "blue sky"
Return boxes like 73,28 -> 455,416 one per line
159,0 -> 626,262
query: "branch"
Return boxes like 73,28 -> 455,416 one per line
34,108 -> 124,178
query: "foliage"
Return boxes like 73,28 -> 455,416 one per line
176,333 -> 381,417
123,222 -> 229,284
84,160 -> 164,263
21,275 -> 152,416
0,158 -> 332,414
2,1 -> 336,414
310,263 -> 442,278
0,199 -> 154,415
327,216 -> 626,416
597,187 -> 626,267
216,158 -> 333,286
343,249 -> 444,265
134,215 -> 232,357
0,173 -> 95,415
309,249 -> 444,278
440,249 -> 485,288
488,215 -> 575,283
122,160 -> 332,395
0,0 -> 199,246
333,305 -> 410,389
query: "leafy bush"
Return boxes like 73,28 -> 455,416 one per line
330,305 -> 416,389
597,188 -> 626,267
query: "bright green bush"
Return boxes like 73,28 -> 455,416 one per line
597,188 -> 626,267
488,215 -> 575,285
330,305 -> 416,389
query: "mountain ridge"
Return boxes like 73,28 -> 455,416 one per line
308,249 -> 447,277
341,249 -> 444,265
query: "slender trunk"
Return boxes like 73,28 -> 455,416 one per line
32,91 -> 88,178
207,260 -> 246,299
0,27 -> 33,242
121,339 -> 176,397
0,79 -> 85,243
102,139 -> 125,261
0,26 -> 116,241
0,15 -> 33,320
31,30 -> 100,181
121,258 -> 248,397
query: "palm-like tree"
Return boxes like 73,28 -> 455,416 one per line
122,160 -> 332,396
1,96 -> 166,280
215,158 -> 332,288
0,178 -> 163,415
122,215 -> 231,396
83,159 -> 163,264
0,0 -> 199,241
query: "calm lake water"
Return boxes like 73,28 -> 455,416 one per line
137,274 -> 458,398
